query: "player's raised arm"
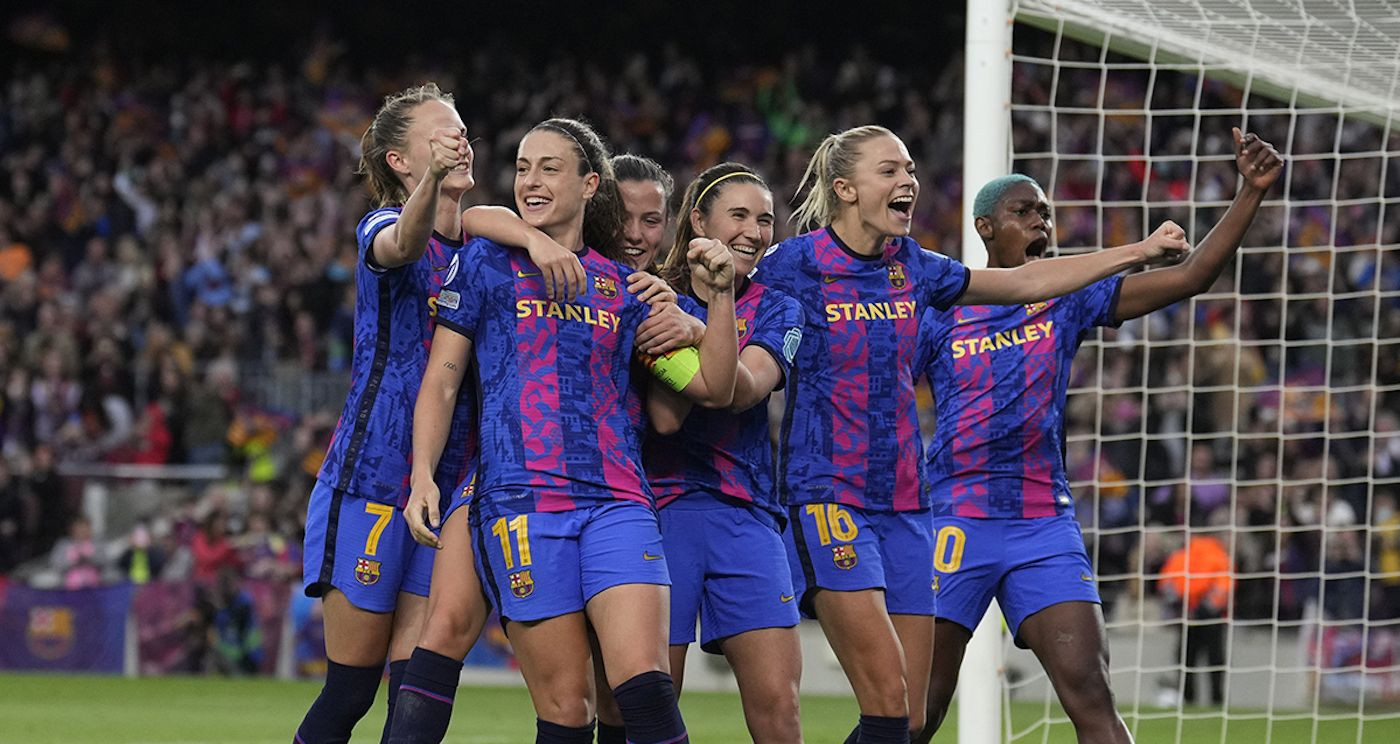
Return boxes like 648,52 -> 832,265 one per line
675,238 -> 739,408
406,325 -> 473,548
959,221 -> 1191,306
1113,128 -> 1284,322
370,125 -> 468,269
461,205 -> 586,301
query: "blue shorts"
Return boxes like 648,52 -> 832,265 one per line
661,499 -> 799,653
933,513 -> 1100,644
302,480 -> 435,613
784,504 -> 935,618
442,471 -> 478,524
472,500 -> 670,624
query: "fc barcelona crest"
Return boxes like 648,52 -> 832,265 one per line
593,275 -> 618,298
26,606 -> 75,660
886,263 -> 907,289
736,317 -> 749,339
510,569 -> 536,599
832,544 -> 859,570
1025,301 -> 1048,315
355,557 -> 381,586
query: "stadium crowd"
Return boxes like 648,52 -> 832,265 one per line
0,27 -> 1397,661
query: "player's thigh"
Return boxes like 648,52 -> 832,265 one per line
321,588 -> 394,666
698,507 -> 799,653
784,502 -> 886,619
812,588 -> 907,707
891,613 -> 934,729
588,582 -> 671,687
590,628 -> 624,725
416,507 -> 489,660
580,501 -> 672,686
720,626 -> 802,705
669,644 -> 690,694
507,612 -> 595,725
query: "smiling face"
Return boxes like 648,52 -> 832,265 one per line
618,178 -> 668,269
692,181 -> 774,278
978,181 -> 1053,268
397,99 -> 474,197
514,129 -> 598,240
836,134 -> 918,238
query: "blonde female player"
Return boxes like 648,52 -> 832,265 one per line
753,125 -> 1191,744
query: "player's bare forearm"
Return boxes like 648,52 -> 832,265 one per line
730,346 -> 784,413
1115,187 -> 1264,321
462,205 -> 584,300
376,170 -> 446,269
963,246 -> 1146,305
410,329 -> 471,486
646,377 -> 692,436
689,287 -> 738,408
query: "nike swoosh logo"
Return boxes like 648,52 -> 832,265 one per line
517,270 -> 541,278
1080,573 -> 1094,582
822,275 -> 841,283
956,316 -> 980,324
780,594 -> 795,603
643,552 -> 664,561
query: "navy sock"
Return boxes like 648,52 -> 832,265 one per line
537,719 -> 595,744
857,715 -> 910,744
596,721 -> 627,744
379,659 -> 408,744
611,671 -> 687,744
294,660 -> 382,744
385,647 -> 462,744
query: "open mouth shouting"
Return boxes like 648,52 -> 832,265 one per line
888,194 -> 914,223
1025,236 -> 1049,260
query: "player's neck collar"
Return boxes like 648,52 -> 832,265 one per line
692,276 -> 751,307
825,225 -> 885,262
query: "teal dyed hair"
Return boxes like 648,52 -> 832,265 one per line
972,174 -> 1041,217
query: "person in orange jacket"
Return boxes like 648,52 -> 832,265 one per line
1159,531 -> 1233,705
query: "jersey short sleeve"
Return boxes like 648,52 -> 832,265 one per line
433,241 -> 488,339
745,287 -> 804,389
356,208 -> 402,274
1071,275 -> 1125,333
904,240 -> 971,311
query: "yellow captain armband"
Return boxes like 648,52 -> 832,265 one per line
641,346 -> 701,392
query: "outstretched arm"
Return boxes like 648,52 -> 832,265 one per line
1113,128 -> 1284,322
960,221 -> 1190,306
372,127 -> 466,269
461,205 -> 586,301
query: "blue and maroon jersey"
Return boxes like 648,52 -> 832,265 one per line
915,276 -> 1123,519
644,281 -> 803,519
751,226 -> 970,512
434,238 -> 653,521
317,208 -> 478,506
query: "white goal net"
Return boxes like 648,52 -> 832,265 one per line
980,1 -> 1400,742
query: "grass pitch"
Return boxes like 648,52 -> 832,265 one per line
0,672 -> 1393,742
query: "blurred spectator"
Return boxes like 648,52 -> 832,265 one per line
49,515 -> 106,590
118,521 -> 167,584
1160,528 -> 1232,706
191,512 -> 241,585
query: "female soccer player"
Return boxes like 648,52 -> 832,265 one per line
297,83 -> 582,744
913,128 -> 1282,744
404,118 -> 738,744
645,163 -> 806,743
613,154 -> 675,271
753,124 -> 1190,743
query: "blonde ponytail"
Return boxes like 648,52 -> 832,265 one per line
789,125 -> 898,232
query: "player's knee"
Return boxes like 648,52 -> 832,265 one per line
854,672 -> 908,716
418,604 -> 485,659
531,678 -> 594,727
742,685 -> 800,742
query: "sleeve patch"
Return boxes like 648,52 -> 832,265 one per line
437,288 -> 461,310
782,327 -> 803,364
